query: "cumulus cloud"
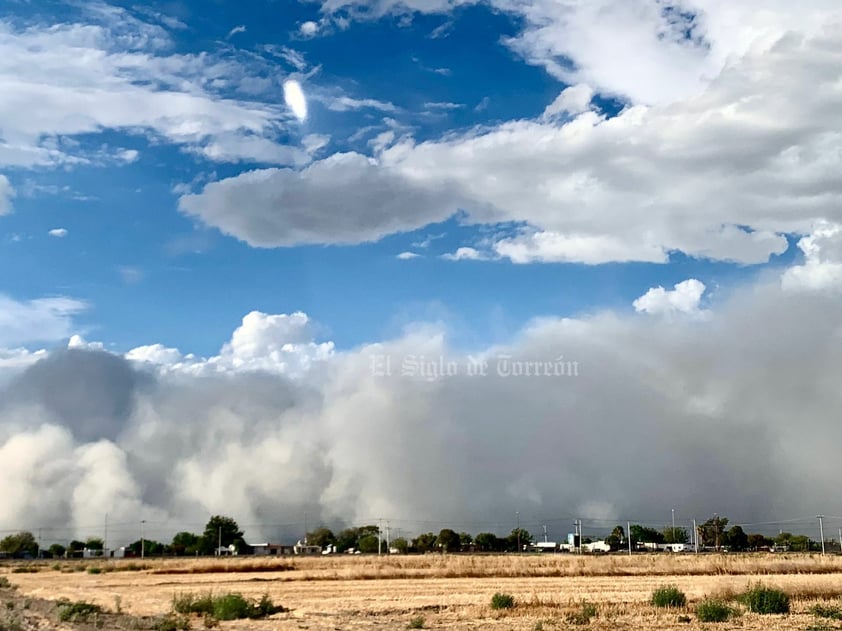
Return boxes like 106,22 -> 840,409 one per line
179,22 -> 842,263
633,279 -> 707,317
396,251 -> 421,259
299,21 -> 320,37
125,310 -> 334,378
3,276 -> 842,541
48,228 -> 68,238
441,246 -> 487,261
782,223 -> 842,292
178,153 -> 463,247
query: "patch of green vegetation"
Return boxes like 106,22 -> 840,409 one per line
172,592 -> 284,621
408,615 -> 425,628
739,584 -> 790,615
0,578 -> 11,589
565,601 -> 598,625
810,603 -> 842,620
696,599 -> 736,622
490,592 -> 516,610
9,567 -> 37,574
651,585 -> 687,608
87,567 -> 103,574
57,601 -> 104,623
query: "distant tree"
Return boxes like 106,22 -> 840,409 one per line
48,543 -> 66,558
85,537 -> 104,551
128,539 -> 165,556
474,532 -> 501,552
412,532 -> 438,554
663,527 -> 689,544
170,532 -> 201,556
68,540 -> 85,554
201,516 -> 246,554
698,516 -> 729,549
459,532 -> 473,548
506,528 -> 533,552
0,532 -> 39,557
306,528 -> 336,549
357,534 -> 380,554
726,526 -> 749,551
390,537 -> 409,554
747,534 -> 772,551
335,528 -> 360,553
436,529 -> 461,553
789,534 -> 812,552
630,525 -> 664,546
606,525 -> 626,550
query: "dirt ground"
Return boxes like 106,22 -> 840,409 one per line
4,554 -> 842,630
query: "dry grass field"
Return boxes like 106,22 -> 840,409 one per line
5,554 -> 842,630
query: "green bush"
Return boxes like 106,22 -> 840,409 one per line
696,599 -> 735,622
408,615 -> 425,628
651,585 -> 687,608
87,567 -> 102,574
809,603 -> 842,620
0,577 -> 11,589
57,601 -> 104,622
490,592 -> 516,610
172,592 -> 214,615
739,584 -> 790,615
172,592 -> 284,621
565,601 -> 597,625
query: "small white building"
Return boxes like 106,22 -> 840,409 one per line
293,540 -> 322,555
583,540 -> 611,553
250,543 -> 293,556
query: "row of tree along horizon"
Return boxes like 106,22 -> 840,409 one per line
0,514 -> 830,559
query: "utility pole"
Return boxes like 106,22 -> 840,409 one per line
378,519 -> 382,556
104,514 -> 108,553
627,521 -> 632,556
218,526 -> 222,557
304,511 -> 308,544
817,515 -> 826,555
838,528 -> 841,554
671,509 -> 675,539
141,520 -> 146,559
543,525 -> 548,543
714,514 -> 720,551
693,519 -> 698,553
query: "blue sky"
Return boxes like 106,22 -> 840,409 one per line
0,0 -> 829,357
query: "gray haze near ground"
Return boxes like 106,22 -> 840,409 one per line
0,279 -> 838,544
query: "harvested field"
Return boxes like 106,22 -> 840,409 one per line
4,554 -> 842,629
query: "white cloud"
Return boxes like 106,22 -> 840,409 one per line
299,21 -> 320,36
0,295 -> 86,347
0,175 -> 14,215
396,251 -> 421,259
324,95 -> 398,113
782,223 -> 842,292
441,247 -> 487,261
633,279 -> 707,317
541,84 -> 594,119
48,228 -> 68,238
0,15 -> 299,167
226,25 -> 247,38
181,22 -> 842,263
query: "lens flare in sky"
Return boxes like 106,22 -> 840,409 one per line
283,80 -> 308,121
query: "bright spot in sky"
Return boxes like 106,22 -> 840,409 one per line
283,80 -> 308,121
